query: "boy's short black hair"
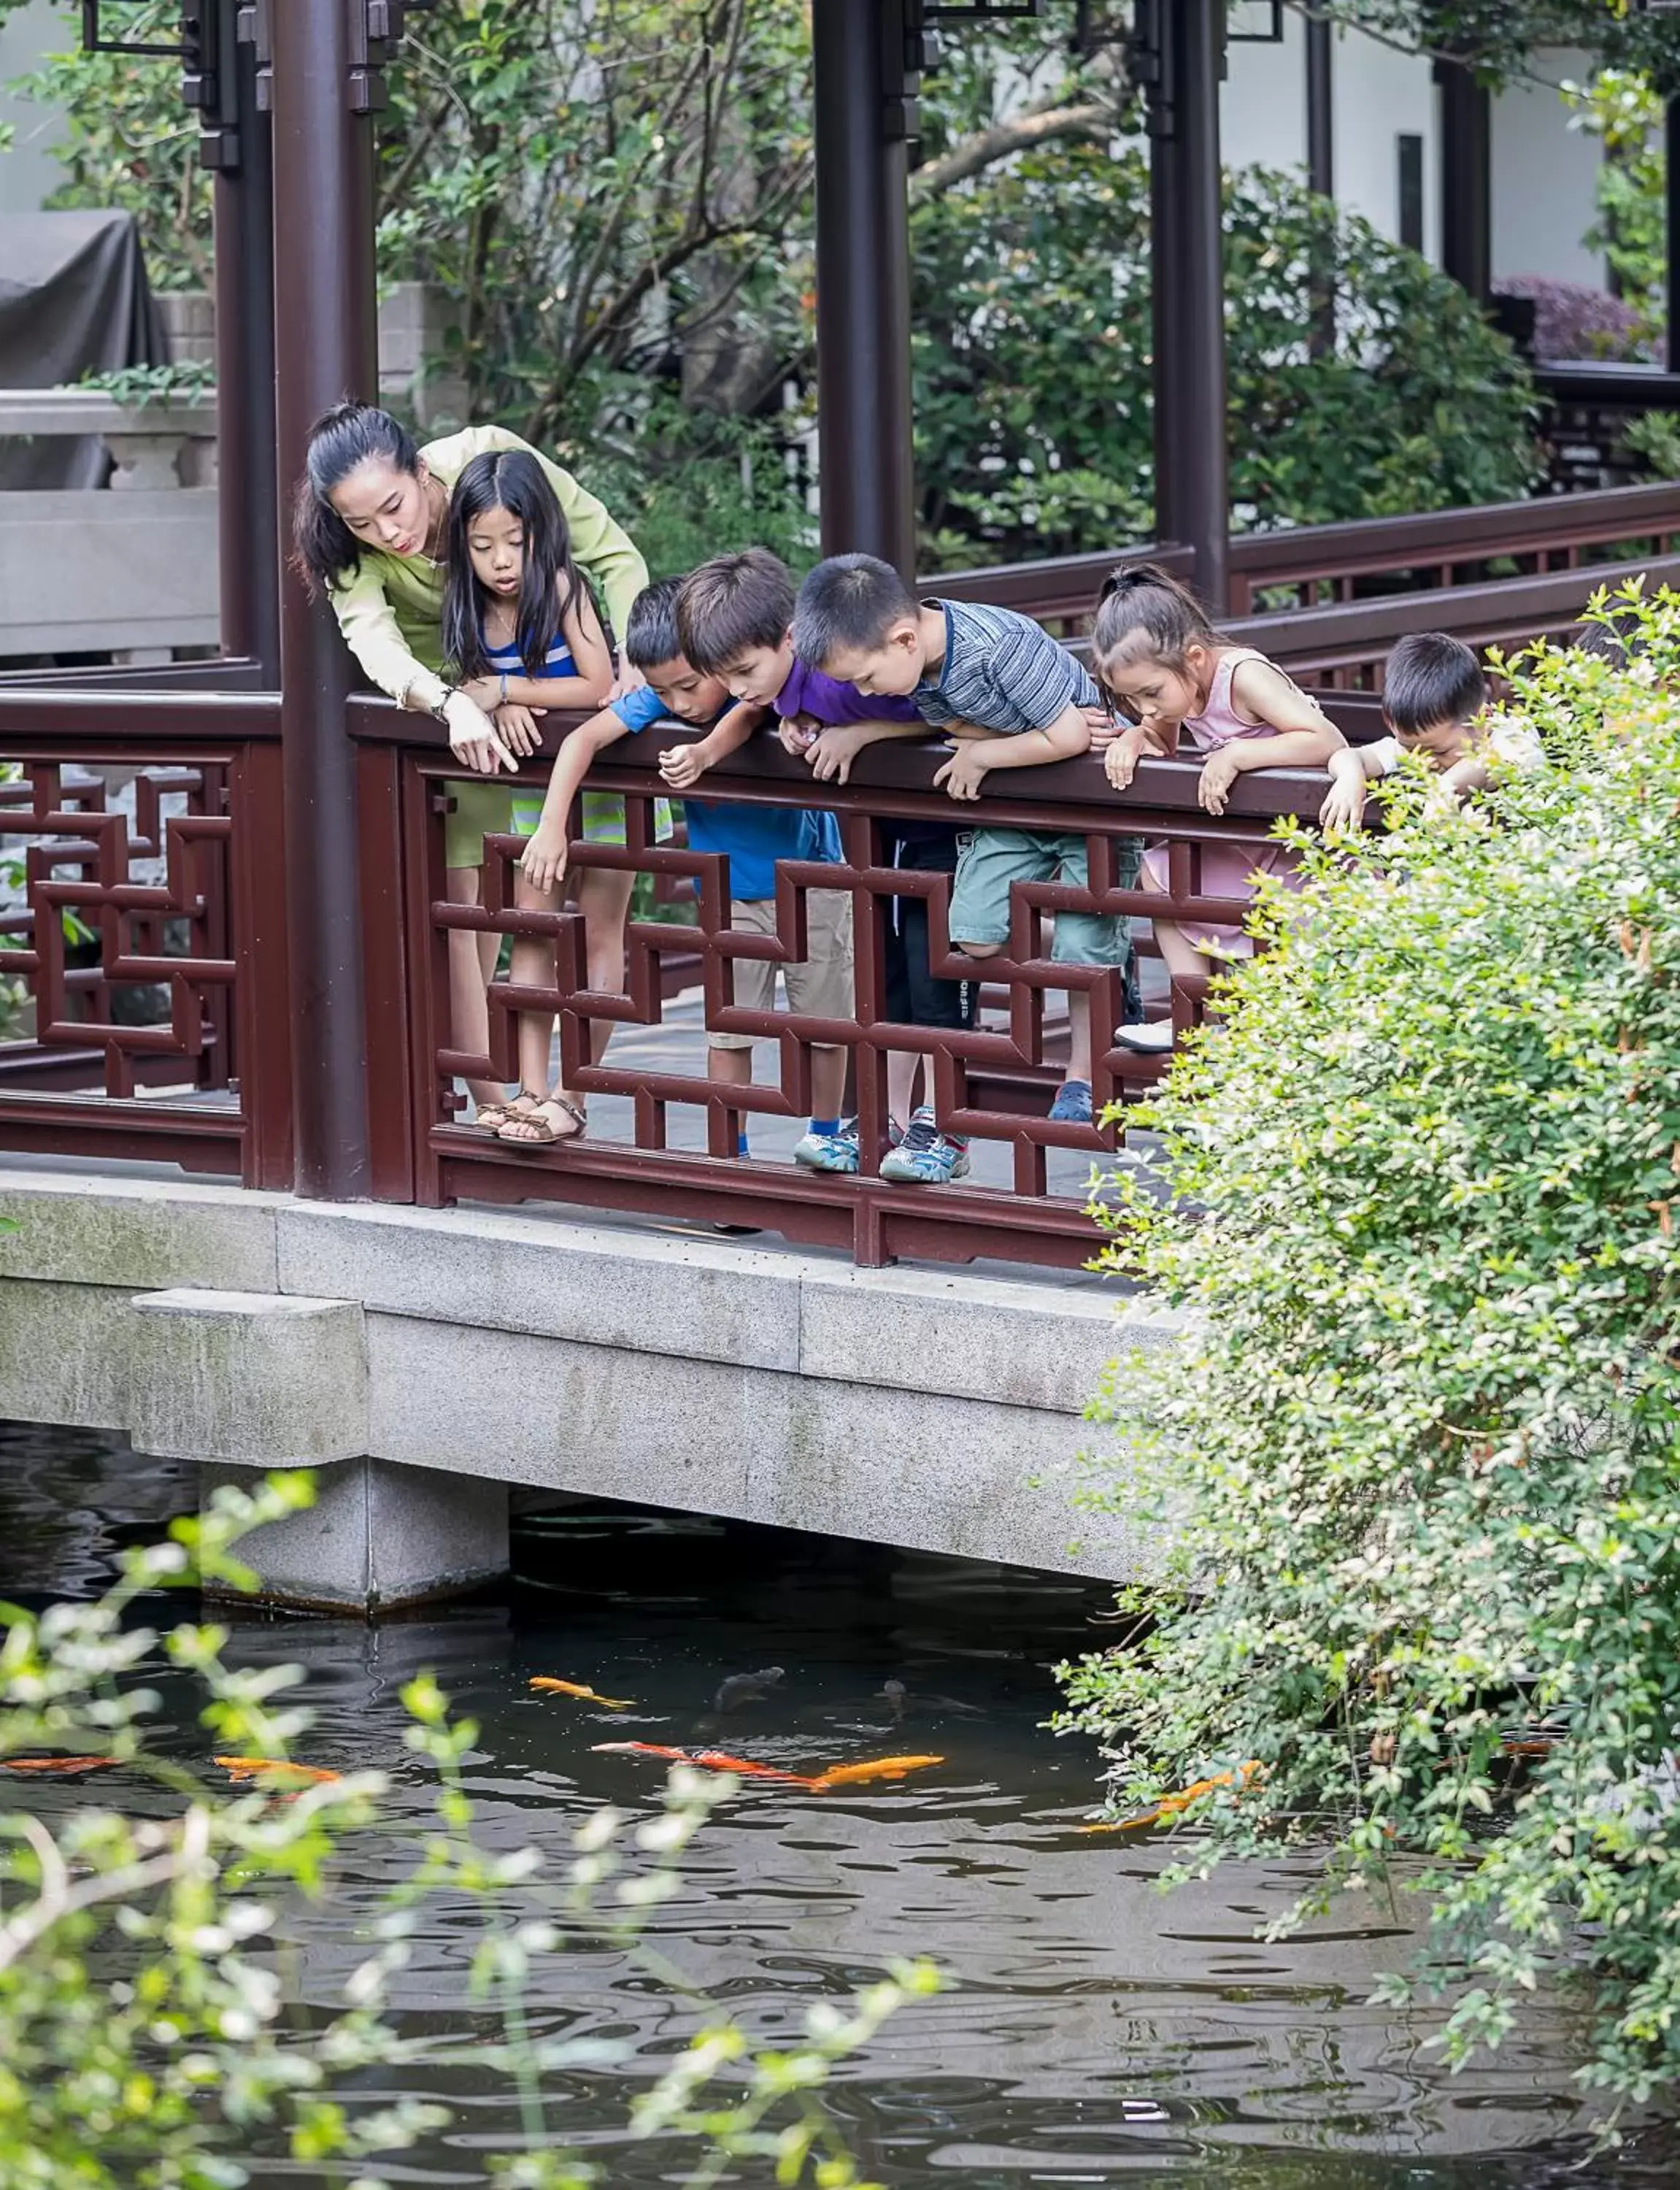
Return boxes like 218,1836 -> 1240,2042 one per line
674,548 -> 794,675
623,575 -> 686,674
793,553 -> 920,670
1383,631 -> 1487,737
1571,611 -> 1644,667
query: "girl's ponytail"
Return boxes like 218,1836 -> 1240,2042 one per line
290,402 -> 420,595
1092,558 -> 1219,672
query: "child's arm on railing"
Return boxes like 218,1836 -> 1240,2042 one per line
462,590 -> 616,716
932,702 -> 1090,802
656,701 -> 766,791
1197,660 -> 1347,815
518,706 -> 632,893
1318,743 -> 1385,835
801,715 -> 930,785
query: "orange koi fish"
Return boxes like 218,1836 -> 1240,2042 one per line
593,1743 -> 945,1793
808,1753 -> 944,1791
530,1678 -> 636,1710
592,1741 -> 817,1786
215,1756 -> 342,1788
1,1755 -> 120,1776
1079,1760 -> 1263,1833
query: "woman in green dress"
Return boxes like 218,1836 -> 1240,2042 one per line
293,402 -> 648,1132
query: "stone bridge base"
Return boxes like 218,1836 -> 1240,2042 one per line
0,1172 -> 1176,1612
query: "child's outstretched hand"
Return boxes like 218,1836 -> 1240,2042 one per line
1318,752 -> 1369,837
933,739 -> 992,802
806,725 -> 871,785
494,703 -> 546,760
519,817 -> 569,894
1103,725 -> 1150,791
1197,748 -> 1242,815
659,741 -> 709,791
778,712 -> 819,756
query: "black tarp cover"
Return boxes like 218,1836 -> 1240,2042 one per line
0,208 -> 167,488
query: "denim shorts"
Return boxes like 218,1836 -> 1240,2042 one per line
947,826 -> 1140,965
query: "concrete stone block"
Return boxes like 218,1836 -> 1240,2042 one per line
201,1457 -> 508,1614
0,1278 -> 140,1433
364,1312 -> 785,1515
766,1375 -> 1152,1579
279,1201 -> 802,1372
797,1264 -> 1176,1415
129,1289 -> 367,1466
0,1173 -> 281,1292
361,1310 -> 1150,1581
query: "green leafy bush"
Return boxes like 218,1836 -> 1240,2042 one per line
0,1474 -> 935,2187
1060,583 -> 1680,2116
912,145 -> 1540,564
1564,68 -> 1666,351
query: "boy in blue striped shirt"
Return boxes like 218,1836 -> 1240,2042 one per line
790,554 -> 1140,1129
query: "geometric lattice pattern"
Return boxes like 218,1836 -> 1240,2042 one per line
0,760 -> 235,1099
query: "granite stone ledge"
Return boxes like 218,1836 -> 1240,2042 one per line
362,1311 -> 1149,1582
0,1172 -> 282,1292
795,1263 -> 1176,1414
277,1200 -> 803,1372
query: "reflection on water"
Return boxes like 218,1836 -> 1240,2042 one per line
0,1420 -> 1672,2187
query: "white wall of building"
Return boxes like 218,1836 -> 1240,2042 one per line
1220,18 -> 1608,291
1490,47 -> 1603,287
0,0 -> 68,216
1222,12 -> 1438,257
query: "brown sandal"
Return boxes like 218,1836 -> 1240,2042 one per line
496,1094 -> 587,1147
474,1091 -> 538,1134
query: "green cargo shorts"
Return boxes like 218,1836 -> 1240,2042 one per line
947,826 -> 1140,964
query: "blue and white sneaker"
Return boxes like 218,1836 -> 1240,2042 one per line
879,1105 -> 971,1185
793,1118 -> 860,1174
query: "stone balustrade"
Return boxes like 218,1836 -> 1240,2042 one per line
0,388 -> 220,661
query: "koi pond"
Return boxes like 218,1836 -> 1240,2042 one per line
1,1418 -> 1673,2188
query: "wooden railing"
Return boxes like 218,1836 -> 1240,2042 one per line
0,691 -> 291,1184
931,477 -> 1680,639
1,683 -> 1333,1268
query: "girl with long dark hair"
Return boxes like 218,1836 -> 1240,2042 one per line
293,403 -> 647,1132
439,450 -> 619,1144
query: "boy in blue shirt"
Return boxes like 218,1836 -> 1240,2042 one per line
520,575 -> 857,1173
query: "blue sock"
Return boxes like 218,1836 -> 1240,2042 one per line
737,1130 -> 750,1158
809,1117 -> 839,1138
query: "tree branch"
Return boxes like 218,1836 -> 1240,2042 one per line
909,97 -> 1116,201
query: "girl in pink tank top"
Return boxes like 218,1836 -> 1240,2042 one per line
1090,563 -> 1348,1053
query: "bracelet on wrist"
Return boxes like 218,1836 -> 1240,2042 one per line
498,672 -> 509,709
430,685 -> 458,726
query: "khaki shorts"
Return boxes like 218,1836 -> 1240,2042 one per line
709,888 -> 855,1050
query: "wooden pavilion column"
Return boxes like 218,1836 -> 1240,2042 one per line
811,0 -> 917,578
1305,4 -> 1335,356
1436,52 -> 1491,303
209,1 -> 280,675
269,0 -> 377,1198
1145,0 -> 1230,611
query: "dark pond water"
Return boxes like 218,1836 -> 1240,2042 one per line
1,1418 -> 1674,2189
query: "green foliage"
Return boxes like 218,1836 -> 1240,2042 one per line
1314,2 -> 1680,93
912,147 -> 1540,564
1059,583 -> 1680,2115
1624,409 -> 1680,481
17,1 -> 209,291
378,0 -> 813,442
0,1475 -> 936,2187
1563,68 -> 1666,348
560,389 -> 813,582
77,358 -> 215,407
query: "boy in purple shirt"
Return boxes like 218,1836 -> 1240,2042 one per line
667,550 -> 978,1184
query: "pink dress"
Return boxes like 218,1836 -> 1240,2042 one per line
1140,646 -> 1314,950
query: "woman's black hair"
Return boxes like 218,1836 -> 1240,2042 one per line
291,401 -> 420,595
441,449 -> 591,683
